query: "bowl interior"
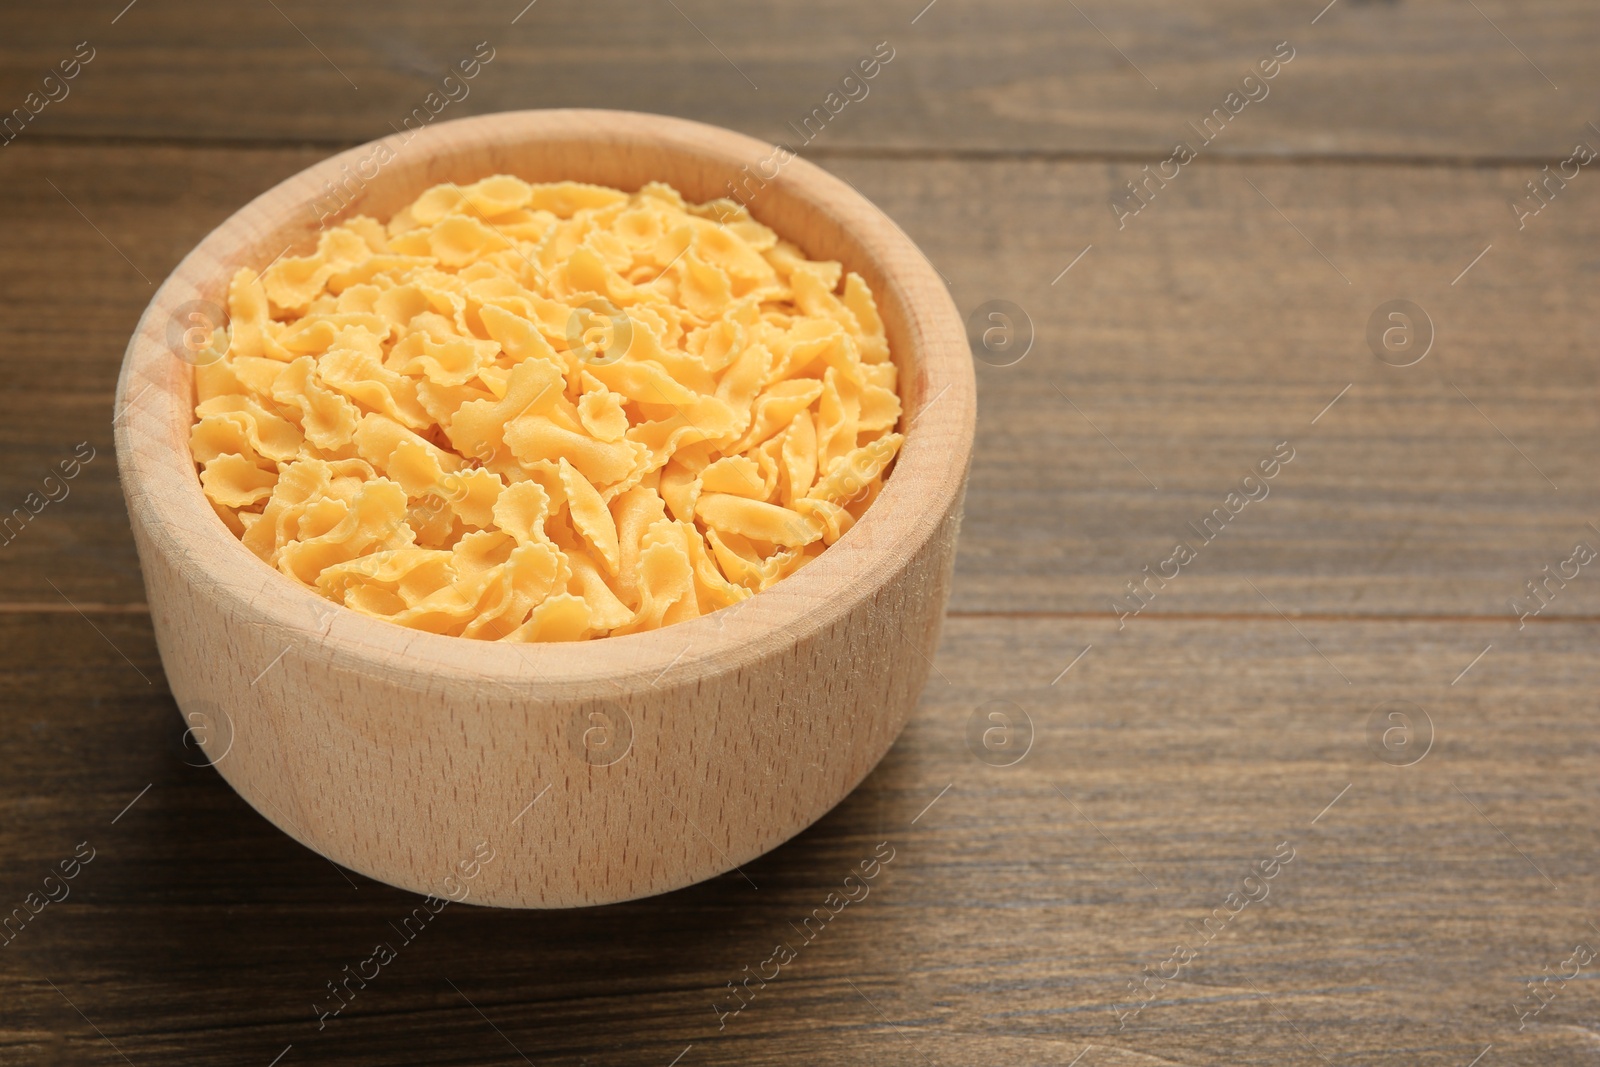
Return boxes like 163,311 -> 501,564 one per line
116,109 -> 974,691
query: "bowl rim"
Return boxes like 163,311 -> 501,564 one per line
114,108 -> 975,691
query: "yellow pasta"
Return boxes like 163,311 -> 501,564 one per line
191,176 -> 903,641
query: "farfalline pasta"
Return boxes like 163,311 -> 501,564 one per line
190,176 -> 903,641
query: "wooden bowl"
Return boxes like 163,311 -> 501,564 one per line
113,109 -> 974,907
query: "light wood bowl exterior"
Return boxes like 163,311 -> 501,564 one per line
113,109 -> 974,908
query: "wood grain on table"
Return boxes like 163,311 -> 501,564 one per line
1,1 -> 1597,1064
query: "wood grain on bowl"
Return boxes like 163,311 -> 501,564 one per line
111,110 -> 974,908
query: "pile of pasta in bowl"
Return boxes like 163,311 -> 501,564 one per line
189,176 -> 904,641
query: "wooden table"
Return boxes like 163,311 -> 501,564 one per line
3,2 -> 1597,1063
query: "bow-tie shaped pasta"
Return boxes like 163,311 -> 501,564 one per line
191,177 -> 903,641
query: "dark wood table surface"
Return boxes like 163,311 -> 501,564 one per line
3,1 -> 1599,1064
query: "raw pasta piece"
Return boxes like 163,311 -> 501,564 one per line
727,379 -> 825,454
318,344 -> 431,429
780,411 -> 818,507
841,272 -> 891,364
504,592 -> 591,642
696,493 -> 822,548
277,478 -> 411,585
263,228 -> 376,311
610,520 -> 697,635
558,459 -> 621,574
527,181 -> 629,218
192,395 -> 303,462
793,497 -> 856,545
506,415 -> 643,489
564,551 -> 634,633
200,454 -> 278,508
576,379 -> 630,442
699,456 -> 767,499
808,434 -> 904,506
271,357 -> 361,452
449,358 -> 565,461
